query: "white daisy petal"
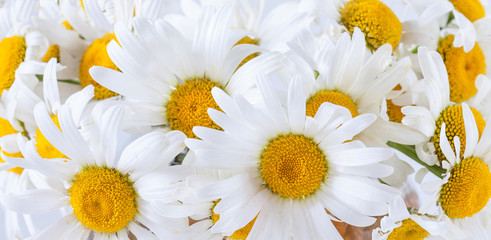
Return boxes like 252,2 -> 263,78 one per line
0,189 -> 65,214
328,147 -> 394,166
42,58 -> 61,114
462,103 -> 478,157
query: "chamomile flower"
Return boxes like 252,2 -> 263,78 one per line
60,0 -> 139,99
10,58 -> 92,160
25,0 -> 88,79
185,74 -> 398,239
285,27 -> 424,147
1,103 -> 189,239
0,0 -> 54,94
401,47 -> 488,167
300,0 -> 403,51
418,103 -> 491,239
373,196 -> 449,240
90,6 -> 263,136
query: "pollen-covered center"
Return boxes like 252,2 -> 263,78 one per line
79,33 -> 120,100
260,134 -> 327,199
69,166 -> 137,233
306,90 -> 358,117
234,36 -> 260,69
0,36 -> 26,94
449,0 -> 485,22
437,35 -> 485,103
211,200 -> 257,239
340,0 -> 402,51
166,78 -> 222,139
431,105 -> 485,163
387,219 -> 429,240
386,99 -> 404,123
439,157 -> 491,219
35,115 -> 67,159
42,45 -> 60,63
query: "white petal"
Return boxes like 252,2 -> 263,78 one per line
0,189 -> 65,214
328,147 -> 393,166
287,76 -> 306,133
462,103 -> 478,157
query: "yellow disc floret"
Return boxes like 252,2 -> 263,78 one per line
431,105 -> 485,163
340,0 -> 402,51
42,45 -> 60,63
234,36 -> 260,69
166,78 -> 222,139
387,219 -> 429,240
69,166 -> 137,233
260,134 -> 327,199
449,0 -> 485,22
439,157 -> 491,219
35,115 -> 67,159
386,99 -> 404,123
306,90 -> 359,117
0,36 -> 26,94
211,200 -> 257,240
79,33 -> 120,100
437,35 -> 485,103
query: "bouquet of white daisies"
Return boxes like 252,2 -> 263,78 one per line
0,0 -> 489,239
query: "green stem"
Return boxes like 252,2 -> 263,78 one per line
36,74 -> 81,85
387,141 -> 446,179
58,79 -> 81,85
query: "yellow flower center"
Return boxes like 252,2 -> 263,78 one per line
42,45 -> 60,63
0,117 -> 23,174
437,35 -> 486,103
35,115 -> 67,159
0,36 -> 26,95
69,166 -> 137,233
431,105 -> 485,163
210,200 -> 257,240
260,134 -> 327,199
387,219 -> 429,240
234,36 -> 260,69
340,0 -> 402,51
386,99 -> 404,123
306,90 -> 359,117
439,157 -> 491,219
166,78 -> 222,139
79,33 -> 120,100
449,0 -> 485,22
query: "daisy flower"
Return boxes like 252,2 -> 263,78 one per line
0,0 -> 54,94
0,103 -> 189,239
90,6 -> 263,136
373,196 -> 450,240
418,102 -> 491,239
22,0 -> 88,79
399,0 -> 491,104
284,28 -> 424,147
185,73 -> 398,239
11,58 -> 92,160
60,0 -> 140,99
401,47 -> 488,169
299,0 -> 404,51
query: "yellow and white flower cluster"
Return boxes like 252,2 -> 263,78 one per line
0,0 -> 489,239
